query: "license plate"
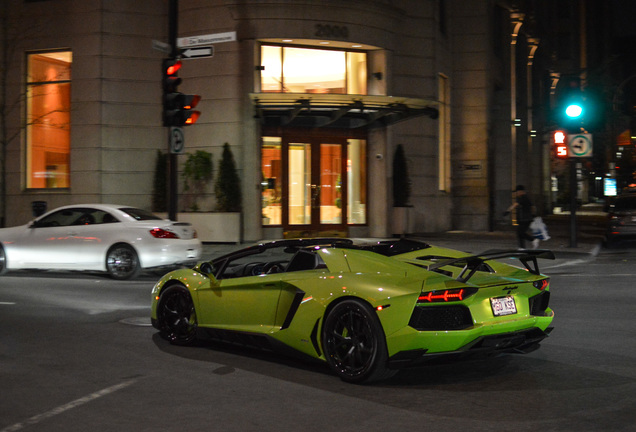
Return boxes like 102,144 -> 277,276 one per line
187,249 -> 197,258
490,296 -> 517,316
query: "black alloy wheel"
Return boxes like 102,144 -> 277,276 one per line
157,285 -> 198,345
106,244 -> 140,280
322,299 -> 395,383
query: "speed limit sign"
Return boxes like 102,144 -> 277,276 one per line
170,127 -> 185,154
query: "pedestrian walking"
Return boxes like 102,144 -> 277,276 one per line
504,185 -> 539,249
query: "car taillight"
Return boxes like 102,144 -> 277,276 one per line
533,278 -> 549,291
417,287 -> 478,303
149,228 -> 180,239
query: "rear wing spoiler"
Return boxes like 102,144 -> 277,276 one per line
427,249 -> 555,283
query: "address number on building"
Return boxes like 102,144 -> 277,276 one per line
315,24 -> 349,39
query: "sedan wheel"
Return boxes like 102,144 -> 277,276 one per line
0,246 -> 7,275
322,299 -> 395,383
157,285 -> 197,345
106,244 -> 140,280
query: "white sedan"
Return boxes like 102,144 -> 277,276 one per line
0,204 -> 202,279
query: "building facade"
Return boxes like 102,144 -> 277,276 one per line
1,0 -> 546,241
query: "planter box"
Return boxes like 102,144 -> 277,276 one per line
158,212 -> 241,243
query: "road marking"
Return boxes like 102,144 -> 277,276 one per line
0,302 -> 16,305
0,378 -> 137,432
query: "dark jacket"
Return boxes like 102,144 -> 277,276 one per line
516,194 -> 533,223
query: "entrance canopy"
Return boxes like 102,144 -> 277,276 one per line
249,93 -> 439,129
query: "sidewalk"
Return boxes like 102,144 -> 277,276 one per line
201,205 -> 607,260
407,228 -> 601,258
410,206 -> 606,258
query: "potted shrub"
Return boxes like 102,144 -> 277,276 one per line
191,143 -> 240,242
181,150 -> 214,212
168,145 -> 242,243
215,142 -> 242,212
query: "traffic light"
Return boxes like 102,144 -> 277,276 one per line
553,130 -> 568,158
162,58 -> 201,127
554,75 -> 603,130
565,102 -> 583,119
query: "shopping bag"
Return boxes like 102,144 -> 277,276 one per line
530,217 -> 550,241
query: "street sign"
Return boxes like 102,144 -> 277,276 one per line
177,31 -> 236,48
567,133 -> 593,158
152,39 -> 171,54
180,46 -> 214,59
170,127 -> 185,154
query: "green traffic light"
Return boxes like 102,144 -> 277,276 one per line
565,103 -> 583,118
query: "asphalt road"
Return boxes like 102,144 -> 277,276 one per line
0,246 -> 635,432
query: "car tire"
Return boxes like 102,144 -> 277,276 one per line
0,245 -> 7,275
156,285 -> 198,345
322,299 -> 396,383
106,244 -> 140,280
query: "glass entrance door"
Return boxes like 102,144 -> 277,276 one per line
286,138 -> 347,235
261,132 -> 367,236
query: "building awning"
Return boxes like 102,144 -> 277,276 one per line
249,93 -> 439,129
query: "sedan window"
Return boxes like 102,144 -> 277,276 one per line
119,207 -> 163,221
35,208 -> 87,227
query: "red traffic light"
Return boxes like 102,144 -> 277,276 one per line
164,59 -> 182,76
161,59 -> 201,127
184,111 -> 200,125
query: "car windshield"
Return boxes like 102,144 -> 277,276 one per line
119,207 -> 163,221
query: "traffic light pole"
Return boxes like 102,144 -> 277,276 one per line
168,0 -> 178,222
569,157 -> 578,248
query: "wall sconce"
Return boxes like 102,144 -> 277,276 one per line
372,72 -> 383,80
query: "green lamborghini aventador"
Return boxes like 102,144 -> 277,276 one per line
151,238 -> 554,383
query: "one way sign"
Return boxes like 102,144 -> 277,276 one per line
180,46 -> 214,59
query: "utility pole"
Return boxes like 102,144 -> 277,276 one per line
168,0 -> 178,221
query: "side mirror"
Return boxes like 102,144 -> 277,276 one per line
198,261 -> 216,276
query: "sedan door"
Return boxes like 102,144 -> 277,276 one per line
10,208 -> 87,268
10,207 -> 108,270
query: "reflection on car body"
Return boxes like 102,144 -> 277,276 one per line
0,204 -> 202,279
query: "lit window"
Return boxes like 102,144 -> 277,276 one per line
26,51 -> 72,189
438,74 -> 450,192
261,137 -> 282,225
260,45 -> 367,95
347,139 -> 366,224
